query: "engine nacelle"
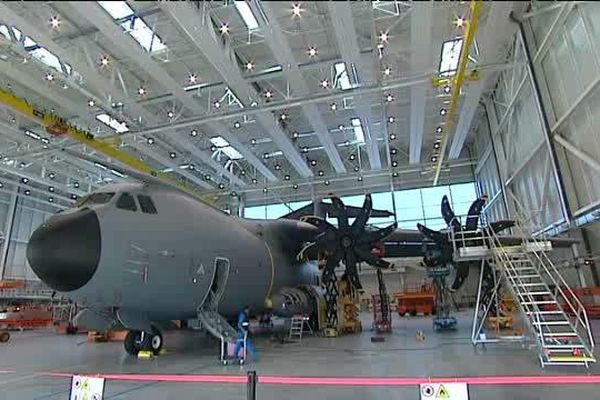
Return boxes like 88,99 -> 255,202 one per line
269,286 -> 322,318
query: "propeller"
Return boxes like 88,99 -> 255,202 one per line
298,194 -> 397,289
420,195 -> 491,292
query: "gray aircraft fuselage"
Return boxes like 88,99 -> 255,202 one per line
27,182 -> 318,329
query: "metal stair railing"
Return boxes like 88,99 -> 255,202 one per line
511,220 -> 595,358
486,223 -> 595,366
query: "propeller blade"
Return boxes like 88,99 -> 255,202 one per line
355,248 -> 393,269
489,220 -> 515,233
302,216 -> 337,232
441,195 -> 461,232
343,251 -> 362,289
464,197 -> 487,231
351,194 -> 372,235
417,223 -> 446,242
449,261 -> 472,292
364,222 -> 398,243
331,197 -> 349,230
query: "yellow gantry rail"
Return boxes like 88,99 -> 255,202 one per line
0,87 -> 215,205
432,0 -> 483,186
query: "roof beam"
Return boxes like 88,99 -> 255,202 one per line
257,2 -> 346,174
327,1 -> 382,170
448,2 -> 518,159
408,3 -> 432,164
158,2 -> 312,177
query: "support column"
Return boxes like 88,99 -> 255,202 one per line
0,187 -> 19,280
238,194 -> 245,218
517,25 -> 572,224
571,243 -> 587,288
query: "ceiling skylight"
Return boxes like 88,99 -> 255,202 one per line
97,1 -> 134,19
0,25 -> 10,40
334,62 -> 353,90
29,48 -> 62,72
234,1 -> 259,31
97,1 -> 166,53
439,38 -> 463,77
210,136 -> 243,160
96,113 -> 129,133
350,118 -> 365,143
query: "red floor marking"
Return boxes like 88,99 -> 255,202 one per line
36,372 -> 600,386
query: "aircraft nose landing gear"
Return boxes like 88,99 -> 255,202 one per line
124,328 -> 163,356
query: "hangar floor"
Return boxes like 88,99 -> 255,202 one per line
1,311 -> 599,400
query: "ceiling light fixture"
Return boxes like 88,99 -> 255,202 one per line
284,175 -> 290,181
440,108 -> 447,116
21,177 -> 29,184
379,31 -> 389,43
391,160 -> 398,167
389,133 -> 396,140
137,86 -> 147,96
454,16 -> 466,28
431,156 -> 438,162
214,101 -> 221,108
307,46 -> 317,58
70,194 -> 77,200
252,178 -> 258,184
436,126 -> 443,134
245,61 -> 254,71
48,172 -> 55,179
358,176 -> 363,182
45,73 -> 54,81
338,124 -> 344,131
24,189 -> 31,196
169,152 -> 176,159
324,180 -> 330,186
330,102 -> 337,111
292,131 -> 300,139
219,24 -> 230,35
310,159 -> 317,166
264,90 -> 273,99
250,138 -> 257,145
392,172 -> 398,178
353,166 -> 360,172
100,56 -> 110,67
190,129 -> 198,137
383,67 -> 391,76
292,3 -> 302,18
293,183 -> 298,189
219,183 -> 225,189
188,74 -> 198,84
433,141 -> 441,149
320,79 -> 329,89
390,148 -> 397,155
88,99 -> 95,107
280,113 -> 287,121
233,121 -> 241,129
302,146 -> 309,153
443,85 -> 451,94
49,16 -> 61,29
349,154 -> 356,161
147,137 -> 154,144
386,93 -> 394,102
48,186 -> 55,192
318,170 -> 324,176
241,170 -> 246,176
262,187 -> 268,193
388,116 -> 395,123
48,196 -> 54,203
167,110 -> 174,119
73,182 -> 79,188
263,153 -> 270,159
275,164 -> 281,170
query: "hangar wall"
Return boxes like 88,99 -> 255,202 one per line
0,182 -> 54,281
472,2 -> 600,287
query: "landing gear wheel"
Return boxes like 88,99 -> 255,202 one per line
124,330 -> 147,356
149,329 -> 163,355
0,331 -> 9,343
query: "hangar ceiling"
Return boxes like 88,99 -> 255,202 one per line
0,1 -> 522,209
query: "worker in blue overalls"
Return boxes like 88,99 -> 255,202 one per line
234,305 -> 257,361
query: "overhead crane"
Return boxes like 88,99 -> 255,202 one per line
432,0 -> 482,185
0,86 -> 215,206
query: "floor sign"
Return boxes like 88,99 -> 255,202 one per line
420,382 -> 469,400
69,375 -> 105,400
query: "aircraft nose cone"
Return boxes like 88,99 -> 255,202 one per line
27,208 -> 101,292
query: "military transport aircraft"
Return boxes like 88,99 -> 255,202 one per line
26,168 -> 577,355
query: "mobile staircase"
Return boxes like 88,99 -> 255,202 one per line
452,222 -> 596,368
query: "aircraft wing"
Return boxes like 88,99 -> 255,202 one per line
280,202 -> 394,220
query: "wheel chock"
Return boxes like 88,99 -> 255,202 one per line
137,350 -> 154,359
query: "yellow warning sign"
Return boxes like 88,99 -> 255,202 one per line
419,383 -> 469,400
436,384 -> 450,399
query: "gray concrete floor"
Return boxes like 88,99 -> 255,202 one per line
1,311 -> 599,400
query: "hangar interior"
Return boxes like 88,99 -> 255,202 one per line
1,1 -> 600,399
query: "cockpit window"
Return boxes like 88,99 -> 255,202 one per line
116,193 -> 137,212
137,195 -> 157,214
76,192 -> 115,207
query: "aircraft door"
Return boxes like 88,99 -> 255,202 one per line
201,257 -> 230,310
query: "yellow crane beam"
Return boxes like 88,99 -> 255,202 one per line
0,87 -> 215,205
432,0 -> 482,186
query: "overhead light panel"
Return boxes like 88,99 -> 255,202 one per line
96,113 -> 129,133
111,169 -> 126,178
439,38 -> 463,77
210,136 -> 243,160
24,130 -> 41,140
234,1 -> 259,31
350,118 -> 365,144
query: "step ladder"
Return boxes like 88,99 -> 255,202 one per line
289,315 -> 308,340
487,226 -> 596,368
